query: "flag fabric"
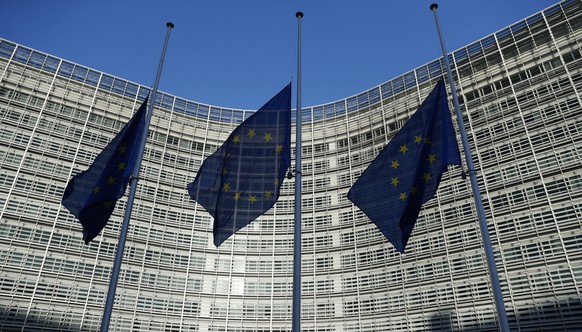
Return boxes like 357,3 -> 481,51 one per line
62,96 -> 148,244
188,84 -> 292,247
347,79 -> 461,253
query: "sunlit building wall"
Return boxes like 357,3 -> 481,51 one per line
1,0 -> 582,331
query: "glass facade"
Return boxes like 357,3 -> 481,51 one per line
1,0 -> 582,330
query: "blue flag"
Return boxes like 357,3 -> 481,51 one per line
188,84 -> 292,246
347,79 -> 461,253
62,96 -> 148,244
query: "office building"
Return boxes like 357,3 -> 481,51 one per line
1,0 -> 581,330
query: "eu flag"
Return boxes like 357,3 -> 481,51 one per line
188,84 -> 292,246
62,96 -> 148,244
347,79 -> 461,253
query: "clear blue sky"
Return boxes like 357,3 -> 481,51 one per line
2,1 -> 558,109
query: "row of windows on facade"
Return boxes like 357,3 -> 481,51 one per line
0,73 -> 367,163
1,292 -> 578,331
0,103 -> 342,185
0,86 -> 331,161
2,63 -> 580,188
472,96 -> 580,151
2,122 -> 580,206
455,23 -> 581,89
0,160 -> 455,224
2,265 -> 579,324
36,34 -> 580,159
464,66 -> 581,127
0,139 -> 333,196
2,166 -> 580,255
0,228 -> 578,284
11,49 -> 580,165
5,125 -> 580,216
2,185 -> 580,271
2,224 -> 580,298
0,43 -> 421,124
5,161 -> 578,234
1,158 -> 580,249
450,45 -> 580,119
478,119 -> 582,171
13,307 -> 579,332
0,44 -> 248,124
10,134 -> 581,222
486,152 -> 577,194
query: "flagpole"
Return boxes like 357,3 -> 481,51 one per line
429,4 -> 510,332
100,22 -> 174,332
292,11 -> 303,332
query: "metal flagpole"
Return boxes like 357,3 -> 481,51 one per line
100,22 -> 174,332
429,4 -> 510,332
292,11 -> 303,332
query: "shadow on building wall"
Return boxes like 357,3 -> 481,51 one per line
429,298 -> 582,331
0,306 -> 86,332
1,298 -> 582,331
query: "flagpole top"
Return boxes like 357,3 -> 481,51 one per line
430,3 -> 438,10
296,12 -> 304,18
166,22 -> 174,29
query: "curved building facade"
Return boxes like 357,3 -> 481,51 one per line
1,1 -> 582,331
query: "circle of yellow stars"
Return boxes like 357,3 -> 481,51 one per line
222,127 -> 284,205
388,134 -> 438,202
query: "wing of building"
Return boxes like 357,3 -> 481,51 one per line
1,0 -> 582,331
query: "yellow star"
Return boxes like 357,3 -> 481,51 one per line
424,137 -> 432,145
391,160 -> 400,169
410,186 -> 418,195
249,195 -> 257,204
423,172 -> 432,182
263,132 -> 272,142
427,154 -> 437,164
107,176 -> 116,185
399,144 -> 409,154
222,167 -> 228,176
415,135 -> 423,144
276,145 -> 284,153
93,186 -> 101,194
232,135 -> 240,144
247,128 -> 256,138
223,182 -> 231,191
265,191 -> 272,199
274,178 -> 279,187
117,145 -> 127,154
234,192 -> 241,200
399,192 -> 407,201
117,162 -> 126,171
103,201 -> 113,208
391,177 -> 400,186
